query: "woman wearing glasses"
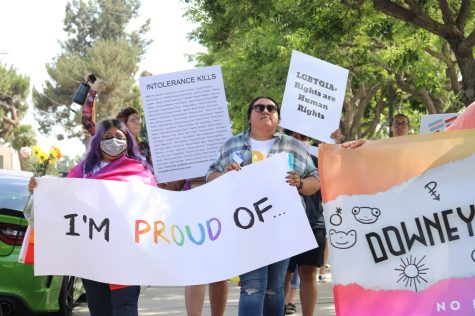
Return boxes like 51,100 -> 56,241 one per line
116,107 -> 151,165
29,118 -> 157,316
207,96 -> 320,316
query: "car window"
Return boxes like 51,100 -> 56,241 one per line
0,177 -> 29,211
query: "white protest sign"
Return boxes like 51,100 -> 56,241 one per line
280,50 -> 348,143
139,65 -> 232,183
34,153 -> 317,286
308,145 -> 319,158
420,113 -> 459,134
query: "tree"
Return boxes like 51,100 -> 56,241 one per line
185,0 -> 468,140
183,1 -> 403,139
10,124 -> 37,171
56,154 -> 81,175
0,64 -> 30,144
343,0 -> 475,106
32,0 -> 151,141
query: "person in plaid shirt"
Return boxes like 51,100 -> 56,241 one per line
207,96 -> 320,316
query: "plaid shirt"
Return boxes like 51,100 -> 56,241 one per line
207,129 -> 319,180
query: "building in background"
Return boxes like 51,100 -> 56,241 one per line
0,145 -> 20,170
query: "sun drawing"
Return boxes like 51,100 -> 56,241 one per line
394,255 -> 429,292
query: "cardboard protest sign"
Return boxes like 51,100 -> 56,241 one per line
420,113 -> 459,133
319,130 -> 475,315
280,50 -> 348,143
33,153 -> 317,286
139,65 -> 232,182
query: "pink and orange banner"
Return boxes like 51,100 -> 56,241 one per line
319,129 -> 475,316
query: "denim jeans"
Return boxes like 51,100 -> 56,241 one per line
82,279 -> 140,316
238,258 -> 290,316
290,266 -> 300,289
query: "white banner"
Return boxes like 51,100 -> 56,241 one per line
139,65 -> 232,183
34,153 -> 317,286
280,50 -> 348,143
420,113 -> 459,133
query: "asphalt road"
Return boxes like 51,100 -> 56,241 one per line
73,272 -> 335,316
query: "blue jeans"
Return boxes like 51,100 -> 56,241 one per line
82,279 -> 140,316
290,266 -> 300,289
238,258 -> 290,316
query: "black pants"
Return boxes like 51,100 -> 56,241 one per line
82,279 -> 140,316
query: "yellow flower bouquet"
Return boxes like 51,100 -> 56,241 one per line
20,145 -> 62,176
19,145 -> 62,265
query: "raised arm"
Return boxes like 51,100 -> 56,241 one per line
81,74 -> 98,136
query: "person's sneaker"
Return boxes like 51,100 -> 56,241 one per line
318,274 -> 327,283
285,303 -> 297,315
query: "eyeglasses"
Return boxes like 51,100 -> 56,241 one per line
393,121 -> 408,127
128,117 -> 142,124
102,136 -> 126,141
253,104 -> 278,113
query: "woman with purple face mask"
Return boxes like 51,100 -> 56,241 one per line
80,74 -> 184,192
29,118 -> 156,316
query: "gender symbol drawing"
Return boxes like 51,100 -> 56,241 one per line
330,207 -> 343,226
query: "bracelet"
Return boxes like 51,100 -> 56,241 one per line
297,179 -> 304,190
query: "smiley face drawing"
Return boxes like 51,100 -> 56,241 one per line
329,229 -> 357,249
352,207 -> 381,224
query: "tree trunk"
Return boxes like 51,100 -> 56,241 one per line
362,90 -> 386,139
369,0 -> 475,107
450,43 -> 475,106
396,73 -> 444,114
341,80 -> 383,140
18,152 -> 27,171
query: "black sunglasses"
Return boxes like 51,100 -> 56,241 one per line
253,104 -> 278,113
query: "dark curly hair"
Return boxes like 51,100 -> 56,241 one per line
116,107 -> 139,123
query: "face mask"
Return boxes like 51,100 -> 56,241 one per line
100,138 -> 127,157
298,140 -> 310,149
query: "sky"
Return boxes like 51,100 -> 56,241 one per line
0,0 -> 205,158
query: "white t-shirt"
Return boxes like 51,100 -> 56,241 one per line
249,138 -> 276,162
89,161 -> 110,176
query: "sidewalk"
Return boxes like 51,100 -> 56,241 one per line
73,273 -> 335,316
